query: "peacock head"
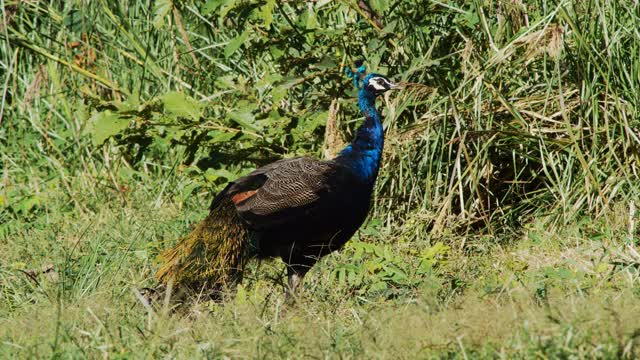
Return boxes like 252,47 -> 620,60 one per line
361,73 -> 401,97
345,62 -> 401,98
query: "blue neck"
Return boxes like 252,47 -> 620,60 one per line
335,89 -> 384,184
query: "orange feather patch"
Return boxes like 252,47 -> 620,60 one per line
231,190 -> 257,204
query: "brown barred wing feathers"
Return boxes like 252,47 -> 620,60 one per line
233,157 -> 336,229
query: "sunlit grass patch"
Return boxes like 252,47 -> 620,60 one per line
1,0 -> 640,357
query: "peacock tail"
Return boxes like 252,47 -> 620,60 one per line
155,196 -> 250,292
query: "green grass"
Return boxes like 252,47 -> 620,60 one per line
1,179 -> 639,357
2,0 -> 640,358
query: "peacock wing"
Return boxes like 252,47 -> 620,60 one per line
227,157 -> 339,229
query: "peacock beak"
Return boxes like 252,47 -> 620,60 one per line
387,81 -> 403,90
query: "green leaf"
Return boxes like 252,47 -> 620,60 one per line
298,110 -> 328,132
161,92 -> 202,121
224,30 -> 249,59
202,0 -> 226,15
305,8 -> 318,29
257,73 -> 283,90
271,86 -> 288,102
181,182 -> 201,202
89,110 -> 130,146
215,75 -> 237,90
153,0 -> 173,29
15,195 -> 42,215
315,56 -> 338,70
228,110 -> 261,132
269,46 -> 284,60
208,130 -> 237,143
370,0 -> 389,14
205,168 -> 236,182
219,0 -> 238,18
259,0 -> 276,28
369,281 -> 388,293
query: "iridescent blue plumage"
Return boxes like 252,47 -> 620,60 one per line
335,73 -> 387,184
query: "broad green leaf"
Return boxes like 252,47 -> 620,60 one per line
257,73 -> 283,89
181,182 -> 200,201
219,0 -> 238,18
205,168 -> 236,182
89,110 -> 130,146
161,92 -> 202,121
202,0 -> 226,15
370,0 -> 389,14
259,0 -> 276,28
208,130 -> 237,143
269,46 -> 284,60
224,30 -> 250,59
118,91 -> 141,112
164,128 -> 186,141
381,20 -> 398,35
228,110 -> 261,132
315,56 -> 337,70
298,110 -> 328,132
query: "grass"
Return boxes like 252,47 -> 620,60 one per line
1,178 -> 639,357
1,0 -> 640,358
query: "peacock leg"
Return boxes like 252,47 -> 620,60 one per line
284,266 -> 306,303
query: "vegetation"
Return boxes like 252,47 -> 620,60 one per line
1,0 -> 639,357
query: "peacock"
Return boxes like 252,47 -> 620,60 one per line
156,65 -> 401,300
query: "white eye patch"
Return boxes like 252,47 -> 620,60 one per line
368,77 -> 390,91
